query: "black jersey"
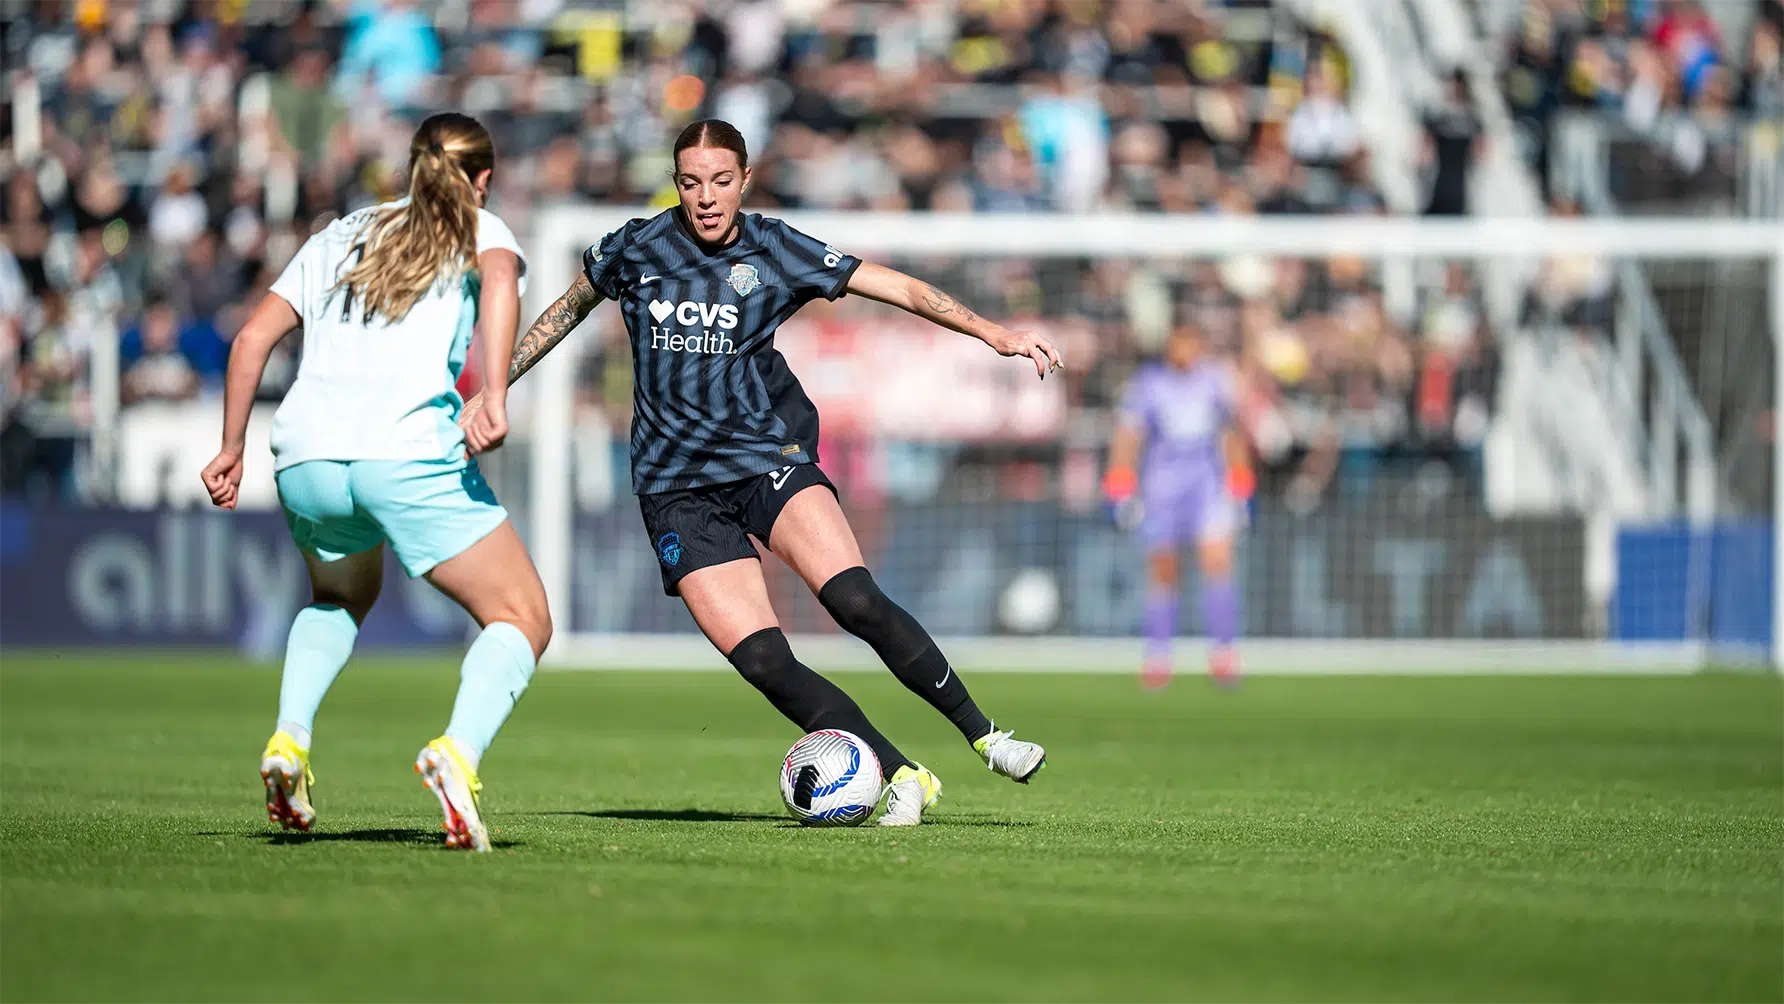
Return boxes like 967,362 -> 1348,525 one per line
584,209 -> 862,495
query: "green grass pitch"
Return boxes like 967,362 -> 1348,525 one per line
1,653 -> 1779,1002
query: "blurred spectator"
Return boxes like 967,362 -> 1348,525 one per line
1524,197 -> 1614,341
1738,15 -> 1783,116
167,231 -> 243,329
148,161 -> 208,250
4,291 -> 88,501
1422,70 -> 1483,216
271,47 -> 345,171
1286,60 -> 1360,168
120,302 -> 210,407
1415,263 -> 1496,465
334,0 -> 441,109
1018,73 -> 1110,213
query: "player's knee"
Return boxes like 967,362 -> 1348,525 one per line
1147,552 -> 1179,589
817,566 -> 891,635
311,582 -> 379,625
725,626 -> 794,690
515,602 -> 553,659
1199,539 -> 1234,578
489,591 -> 552,658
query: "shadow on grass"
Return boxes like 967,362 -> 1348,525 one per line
534,809 -> 1034,828
761,817 -> 1035,829
538,808 -> 785,823
196,828 -> 522,849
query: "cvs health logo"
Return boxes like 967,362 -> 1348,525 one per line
647,300 -> 741,355
648,299 -> 739,329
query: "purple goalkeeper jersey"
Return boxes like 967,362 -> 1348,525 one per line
1117,360 -> 1239,546
1117,361 -> 1235,484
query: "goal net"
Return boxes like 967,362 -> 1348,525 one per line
508,211 -> 1781,674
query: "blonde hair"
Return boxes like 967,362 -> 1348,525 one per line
333,113 -> 495,322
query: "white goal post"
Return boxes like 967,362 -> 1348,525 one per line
524,209 -> 1784,673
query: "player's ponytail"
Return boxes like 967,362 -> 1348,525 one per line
333,113 -> 495,323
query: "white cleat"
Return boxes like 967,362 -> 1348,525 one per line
974,729 -> 1047,783
877,764 -> 942,827
415,737 -> 490,853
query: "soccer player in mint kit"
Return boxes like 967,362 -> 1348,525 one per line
202,113 -> 546,852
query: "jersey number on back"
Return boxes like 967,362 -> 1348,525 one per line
338,244 -> 374,324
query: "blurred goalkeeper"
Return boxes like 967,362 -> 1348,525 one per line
1103,323 -> 1252,689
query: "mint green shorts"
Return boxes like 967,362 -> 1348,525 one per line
275,456 -> 508,578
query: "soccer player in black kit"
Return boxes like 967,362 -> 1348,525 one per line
462,120 -> 1062,825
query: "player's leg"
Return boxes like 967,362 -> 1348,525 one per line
359,455 -> 545,851
1141,546 -> 1180,690
677,557 -> 917,785
1138,478 -> 1189,690
1196,496 -> 1242,686
418,520 -> 551,851
761,472 -> 1045,784
263,461 -> 387,831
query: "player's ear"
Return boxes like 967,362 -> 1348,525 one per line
740,165 -> 752,195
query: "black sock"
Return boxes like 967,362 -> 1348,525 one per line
726,627 -> 913,781
818,567 -> 994,744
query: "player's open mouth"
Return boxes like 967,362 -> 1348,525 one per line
696,212 -> 724,230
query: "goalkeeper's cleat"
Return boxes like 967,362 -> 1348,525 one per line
877,764 -> 942,827
974,728 -> 1047,783
260,730 -> 315,832
1209,645 -> 1241,689
1141,654 -> 1173,692
415,736 -> 489,852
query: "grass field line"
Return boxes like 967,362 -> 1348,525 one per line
545,634 -> 1743,674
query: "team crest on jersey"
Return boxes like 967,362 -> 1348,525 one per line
726,263 -> 761,296
656,532 -> 683,567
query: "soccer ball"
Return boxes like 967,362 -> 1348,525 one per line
779,730 -> 882,827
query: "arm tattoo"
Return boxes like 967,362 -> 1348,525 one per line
918,282 -> 979,326
509,274 -> 602,383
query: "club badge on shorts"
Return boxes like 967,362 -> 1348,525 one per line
656,532 -> 683,567
726,263 -> 760,296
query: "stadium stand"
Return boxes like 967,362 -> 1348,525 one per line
3,0 -> 1499,508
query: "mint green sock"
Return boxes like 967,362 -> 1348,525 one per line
444,622 -> 537,768
276,604 -> 359,741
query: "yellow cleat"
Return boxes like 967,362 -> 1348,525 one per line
878,763 -> 942,826
415,736 -> 488,852
260,731 -> 315,831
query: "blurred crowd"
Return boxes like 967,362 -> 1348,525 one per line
1498,0 -> 1784,207
7,0 -> 1736,506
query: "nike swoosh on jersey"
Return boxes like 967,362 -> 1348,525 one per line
638,275 -> 661,285
769,467 -> 794,490
935,665 -> 952,689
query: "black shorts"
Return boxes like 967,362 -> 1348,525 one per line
638,463 -> 837,596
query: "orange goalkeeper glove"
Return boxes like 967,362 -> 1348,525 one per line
1226,463 -> 1256,502
1102,465 -> 1138,503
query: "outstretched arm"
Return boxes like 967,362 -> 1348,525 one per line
461,273 -> 604,423
845,261 -> 1064,379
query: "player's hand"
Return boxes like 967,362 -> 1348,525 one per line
200,450 -> 243,510
988,328 -> 1064,380
458,392 -> 484,431
462,395 -> 508,455
1102,466 -> 1138,504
